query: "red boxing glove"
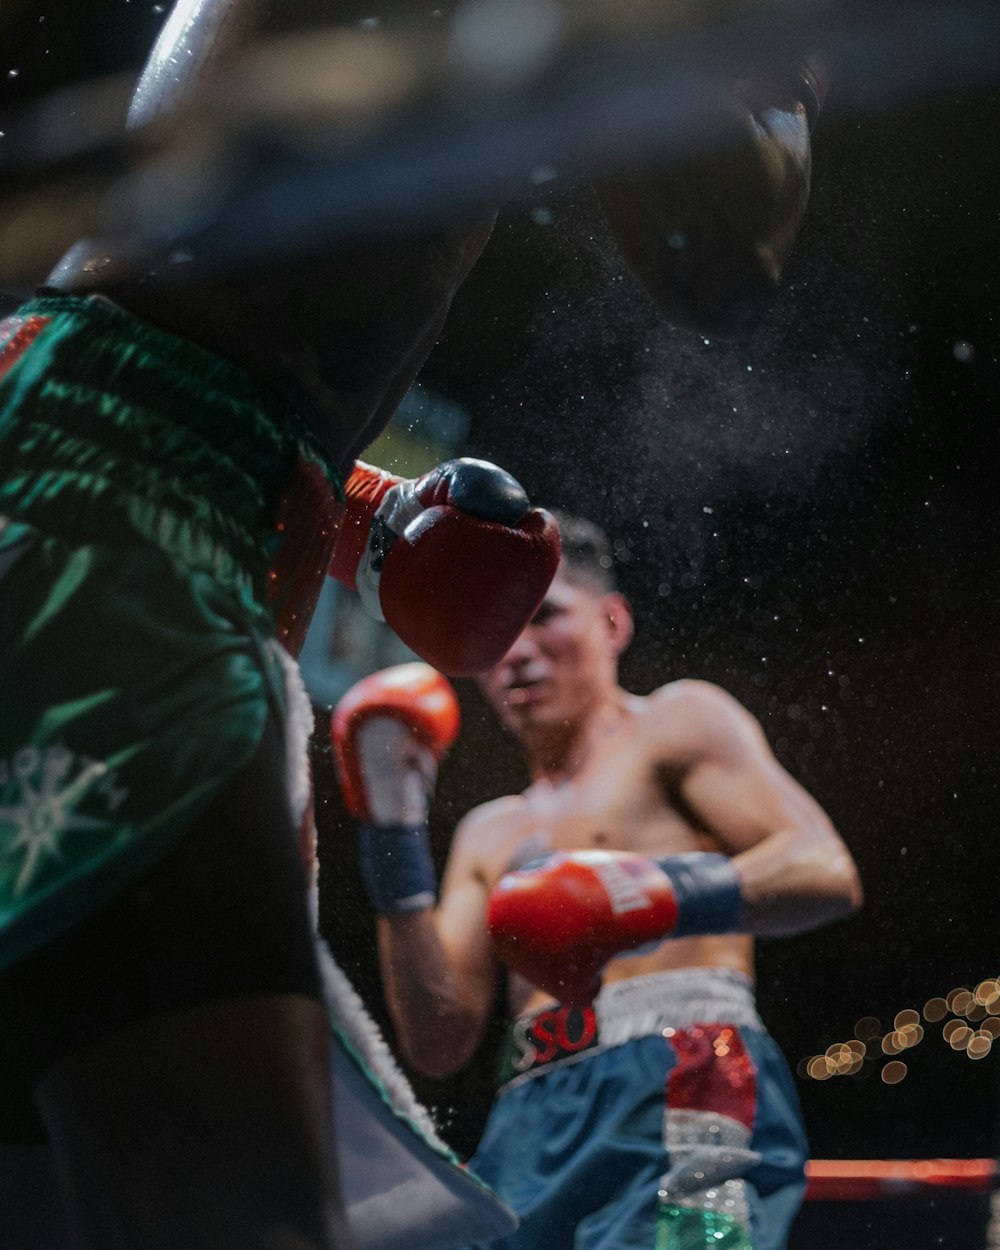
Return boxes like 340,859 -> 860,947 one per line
331,662 -> 460,821
487,852 -> 679,1006
487,850 -> 742,1006
331,663 -> 460,912
330,459 -> 560,676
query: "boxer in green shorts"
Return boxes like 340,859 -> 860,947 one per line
0,294 -> 358,1250
0,297 -> 555,1250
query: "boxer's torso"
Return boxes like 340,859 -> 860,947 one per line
467,691 -> 754,1017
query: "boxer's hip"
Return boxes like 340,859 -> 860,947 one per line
0,517 -> 294,972
0,296 -> 340,971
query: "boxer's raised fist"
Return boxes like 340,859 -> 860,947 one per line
331,663 -> 459,912
329,459 -> 560,676
487,850 -> 743,1005
331,662 -> 460,822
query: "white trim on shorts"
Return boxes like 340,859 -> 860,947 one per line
500,967 -> 764,1092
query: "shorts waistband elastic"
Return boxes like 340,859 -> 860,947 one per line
497,968 -> 762,1091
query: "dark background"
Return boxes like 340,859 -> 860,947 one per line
3,3 -> 998,1243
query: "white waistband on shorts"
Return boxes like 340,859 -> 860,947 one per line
588,967 -> 763,1049
498,967 -> 765,1092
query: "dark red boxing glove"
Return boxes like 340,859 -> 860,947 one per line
487,850 -> 743,1006
329,459 -> 560,676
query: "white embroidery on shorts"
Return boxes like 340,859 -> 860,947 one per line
0,746 -> 130,895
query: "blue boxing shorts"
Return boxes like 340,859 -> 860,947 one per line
465,967 -> 808,1250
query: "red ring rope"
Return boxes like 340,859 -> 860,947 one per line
805,1158 -> 997,1200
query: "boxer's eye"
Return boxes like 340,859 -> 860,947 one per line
531,602 -> 559,626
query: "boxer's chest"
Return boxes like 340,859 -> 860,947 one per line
503,733 -> 708,872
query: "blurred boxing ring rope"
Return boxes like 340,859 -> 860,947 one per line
804,1156 -> 997,1201
0,0 -> 998,287
805,1158 -> 1000,1250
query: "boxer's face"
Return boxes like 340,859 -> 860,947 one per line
479,564 -> 630,737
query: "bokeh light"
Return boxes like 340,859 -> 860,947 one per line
943,1021 -> 972,1050
802,975 -> 998,1081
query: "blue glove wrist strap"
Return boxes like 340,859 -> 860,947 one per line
654,852 -> 743,937
357,822 -> 437,913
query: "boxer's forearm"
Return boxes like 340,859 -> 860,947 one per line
488,838 -> 862,1007
732,827 -> 863,936
375,912 -> 486,1078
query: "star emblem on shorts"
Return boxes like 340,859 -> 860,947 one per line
0,755 -> 114,897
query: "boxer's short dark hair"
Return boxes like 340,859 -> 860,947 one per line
551,512 -> 618,594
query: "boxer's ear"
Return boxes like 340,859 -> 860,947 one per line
603,592 -> 633,657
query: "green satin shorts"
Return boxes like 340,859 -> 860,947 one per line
0,294 -> 339,970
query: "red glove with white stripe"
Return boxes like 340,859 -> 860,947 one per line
329,459 -> 560,676
487,850 -> 743,1005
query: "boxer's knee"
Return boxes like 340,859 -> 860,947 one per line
0,714 -> 344,1246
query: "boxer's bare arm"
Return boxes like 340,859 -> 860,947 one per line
647,680 -> 862,934
376,800 -> 513,1079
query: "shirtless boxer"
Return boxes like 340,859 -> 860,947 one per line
1,1 -> 827,1244
333,515 -> 863,1250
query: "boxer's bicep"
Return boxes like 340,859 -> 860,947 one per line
646,680 -> 814,851
690,745 -> 862,935
685,718 -> 830,856
655,683 -> 861,934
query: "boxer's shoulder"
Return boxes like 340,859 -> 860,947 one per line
449,794 -> 532,885
639,679 -> 764,763
647,677 -> 744,714
454,794 -> 528,848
